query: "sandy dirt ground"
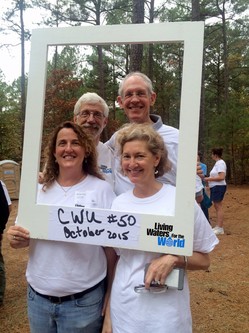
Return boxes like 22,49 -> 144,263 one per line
0,184 -> 248,333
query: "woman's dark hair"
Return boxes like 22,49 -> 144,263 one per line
42,121 -> 103,190
212,148 -> 223,158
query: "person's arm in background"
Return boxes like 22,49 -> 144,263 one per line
197,163 -> 204,179
205,172 -> 225,183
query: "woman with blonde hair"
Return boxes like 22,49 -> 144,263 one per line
103,123 -> 218,333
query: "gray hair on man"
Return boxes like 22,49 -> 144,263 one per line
118,72 -> 154,97
74,92 -> 109,117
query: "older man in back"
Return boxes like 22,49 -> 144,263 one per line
73,92 -> 114,187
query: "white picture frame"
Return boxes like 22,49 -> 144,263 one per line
17,22 -> 204,256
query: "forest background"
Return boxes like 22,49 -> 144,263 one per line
0,0 -> 248,184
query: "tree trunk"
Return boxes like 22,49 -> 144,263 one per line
130,0 -> 144,72
191,0 -> 206,154
19,0 -> 26,150
148,0 -> 155,81
216,0 -> 229,113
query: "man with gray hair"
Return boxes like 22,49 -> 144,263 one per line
106,72 -> 178,195
39,92 -> 114,188
73,92 -> 114,188
106,71 -> 202,195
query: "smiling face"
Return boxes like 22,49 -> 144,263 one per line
74,103 -> 108,142
121,140 -> 160,186
54,127 -> 86,173
117,76 -> 156,124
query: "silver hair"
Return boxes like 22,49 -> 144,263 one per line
74,92 -> 109,117
118,72 -> 154,97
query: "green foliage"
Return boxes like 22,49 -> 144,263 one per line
0,0 -> 248,182
145,43 -> 183,128
41,67 -> 83,165
0,110 -> 22,162
0,70 -> 23,161
106,0 -> 132,24
203,12 -> 249,183
159,1 -> 191,22
0,72 -> 10,113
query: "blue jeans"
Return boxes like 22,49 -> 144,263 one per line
27,281 -> 105,333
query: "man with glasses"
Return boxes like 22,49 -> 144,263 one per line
106,71 -> 203,195
73,92 -> 114,188
106,72 -> 178,195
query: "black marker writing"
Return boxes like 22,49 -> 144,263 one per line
58,208 -> 102,225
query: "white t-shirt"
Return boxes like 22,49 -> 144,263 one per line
106,115 -> 178,195
97,141 -> 114,189
110,184 -> 218,333
26,175 -> 116,296
209,159 -> 227,188
196,175 -> 204,193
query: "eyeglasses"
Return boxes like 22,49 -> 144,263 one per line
134,283 -> 168,294
77,110 -> 105,120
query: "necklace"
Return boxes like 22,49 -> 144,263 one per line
58,184 -> 74,196
56,175 -> 86,196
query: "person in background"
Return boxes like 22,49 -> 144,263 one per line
0,180 -> 12,306
195,174 -> 204,205
198,151 -> 207,177
205,148 -> 227,235
103,123 -> 219,333
197,152 -> 211,222
8,121 -> 116,333
105,71 -> 203,196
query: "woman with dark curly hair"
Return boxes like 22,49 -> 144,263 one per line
8,121 -> 116,333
